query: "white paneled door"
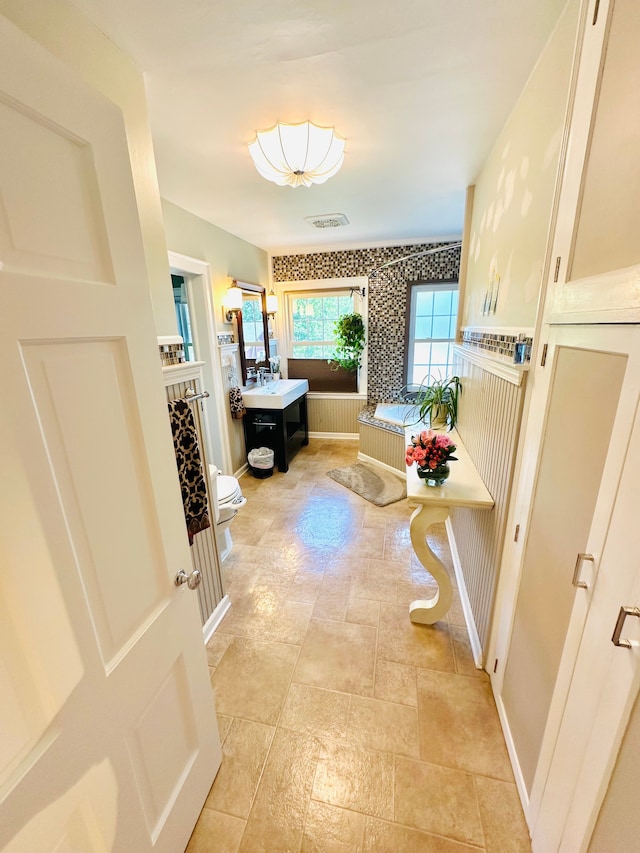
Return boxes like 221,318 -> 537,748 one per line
532,342 -> 640,850
0,16 -> 220,853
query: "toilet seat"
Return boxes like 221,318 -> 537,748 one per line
207,464 -> 246,561
216,474 -> 241,505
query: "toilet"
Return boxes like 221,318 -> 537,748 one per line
208,464 -> 247,562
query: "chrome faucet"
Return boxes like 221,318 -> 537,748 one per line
258,367 -> 269,386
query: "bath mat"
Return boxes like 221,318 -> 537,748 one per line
326,462 -> 406,507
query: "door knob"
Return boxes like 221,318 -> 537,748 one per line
175,569 -> 202,590
611,606 -> 640,648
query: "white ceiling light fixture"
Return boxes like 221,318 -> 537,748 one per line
248,121 -> 345,188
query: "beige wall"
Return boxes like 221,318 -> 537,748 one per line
162,200 -> 269,316
162,200 -> 270,473
1,0 -> 177,335
463,0 -> 579,329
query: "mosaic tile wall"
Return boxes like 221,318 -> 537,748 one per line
158,342 -> 185,367
462,330 -> 533,363
272,242 -> 461,403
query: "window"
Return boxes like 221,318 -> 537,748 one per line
289,292 -> 354,359
406,282 -> 459,387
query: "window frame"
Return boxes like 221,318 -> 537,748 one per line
277,276 -> 368,396
287,290 -> 355,361
404,279 -> 459,390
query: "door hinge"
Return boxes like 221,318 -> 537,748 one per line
541,343 -> 548,367
554,256 -> 562,282
592,0 -> 601,25
514,524 -> 520,542
493,658 -> 499,674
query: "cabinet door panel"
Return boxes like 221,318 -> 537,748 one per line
570,0 -> 640,280
548,0 -> 640,321
502,343 -> 626,793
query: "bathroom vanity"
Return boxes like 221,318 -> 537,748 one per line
242,379 -> 309,473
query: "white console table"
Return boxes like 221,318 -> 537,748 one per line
405,428 -> 494,624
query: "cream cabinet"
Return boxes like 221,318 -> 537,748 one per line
547,0 -> 640,323
492,1 -> 640,849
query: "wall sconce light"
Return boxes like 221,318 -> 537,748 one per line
223,280 -> 243,322
266,288 -> 278,317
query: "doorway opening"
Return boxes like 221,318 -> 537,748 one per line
168,252 -> 231,474
171,274 -> 195,362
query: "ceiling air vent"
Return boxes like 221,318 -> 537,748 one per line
304,213 -> 349,229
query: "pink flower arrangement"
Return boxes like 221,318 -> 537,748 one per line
406,430 -> 458,472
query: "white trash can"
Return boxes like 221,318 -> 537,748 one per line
247,446 -> 275,478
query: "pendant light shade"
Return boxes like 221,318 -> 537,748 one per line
248,121 -> 345,188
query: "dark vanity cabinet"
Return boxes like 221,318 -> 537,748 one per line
243,395 -> 308,473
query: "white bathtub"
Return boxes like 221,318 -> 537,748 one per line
373,403 -> 421,428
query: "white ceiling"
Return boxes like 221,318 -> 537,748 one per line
73,0 -> 568,254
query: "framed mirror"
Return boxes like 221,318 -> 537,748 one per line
233,280 -> 271,385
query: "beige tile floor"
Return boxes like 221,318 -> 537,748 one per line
187,439 -> 531,853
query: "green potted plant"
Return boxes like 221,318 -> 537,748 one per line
414,375 -> 462,430
328,312 -> 366,373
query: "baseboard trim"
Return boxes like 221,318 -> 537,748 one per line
202,595 -> 231,644
235,462 -> 249,479
494,690 -> 532,830
309,431 -> 359,440
357,451 -> 405,480
445,516 -> 483,669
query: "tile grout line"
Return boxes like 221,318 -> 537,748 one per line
471,772 -> 488,851
367,813 -> 488,851
392,754 -> 397,827
372,594 -> 380,702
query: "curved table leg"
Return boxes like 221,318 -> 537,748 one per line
408,503 -> 452,625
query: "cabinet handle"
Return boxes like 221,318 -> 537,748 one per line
611,606 -> 640,648
572,553 -> 594,589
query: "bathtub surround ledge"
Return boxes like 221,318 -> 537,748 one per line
374,402 -> 421,428
357,406 -> 406,473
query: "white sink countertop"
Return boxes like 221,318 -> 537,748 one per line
242,378 -> 309,409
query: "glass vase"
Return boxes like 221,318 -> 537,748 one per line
416,463 -> 450,487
